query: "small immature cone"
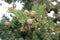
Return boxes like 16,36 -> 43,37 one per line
42,16 -> 47,20
24,26 -> 30,31
12,4 -> 16,9
33,0 -> 39,5
26,18 -> 33,25
49,27 -> 55,32
57,14 -> 60,19
30,10 -> 36,16
4,21 -> 11,26
24,10 -> 29,15
35,17 -> 39,22
20,27 -> 25,32
44,16 -> 47,19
